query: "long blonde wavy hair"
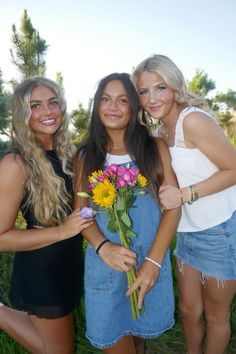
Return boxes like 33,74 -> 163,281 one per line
11,77 -> 75,226
132,54 -> 211,127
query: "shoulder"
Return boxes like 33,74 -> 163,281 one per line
183,109 -> 217,131
0,153 -> 28,182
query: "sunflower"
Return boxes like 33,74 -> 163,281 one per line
88,170 -> 104,184
92,179 -> 116,208
137,173 -> 147,187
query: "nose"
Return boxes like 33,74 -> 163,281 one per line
108,100 -> 118,110
149,91 -> 157,103
41,104 -> 53,114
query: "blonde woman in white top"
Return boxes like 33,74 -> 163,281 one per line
132,54 -> 236,354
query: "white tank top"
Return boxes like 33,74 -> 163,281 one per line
169,106 -> 236,232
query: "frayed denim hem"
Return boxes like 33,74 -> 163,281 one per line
176,257 -> 234,287
86,320 -> 175,349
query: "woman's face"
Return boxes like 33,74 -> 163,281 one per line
29,85 -> 63,143
99,80 -> 131,132
137,71 -> 176,122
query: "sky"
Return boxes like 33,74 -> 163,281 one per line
0,0 -> 236,112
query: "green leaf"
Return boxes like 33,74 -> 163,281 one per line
126,230 -> 136,238
77,192 -> 91,198
116,196 -> 125,210
127,195 -> 136,208
107,219 -> 118,233
121,212 -> 131,227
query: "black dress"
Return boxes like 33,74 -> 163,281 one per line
9,150 -> 84,319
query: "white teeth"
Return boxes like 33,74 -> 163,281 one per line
41,119 -> 55,125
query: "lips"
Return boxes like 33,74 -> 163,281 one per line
40,118 -> 57,125
148,105 -> 162,111
105,114 -> 121,120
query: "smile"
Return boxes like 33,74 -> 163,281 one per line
40,118 -> 57,125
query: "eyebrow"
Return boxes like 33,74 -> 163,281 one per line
102,93 -> 128,97
30,96 -> 58,104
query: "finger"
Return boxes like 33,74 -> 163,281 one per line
126,279 -> 140,297
138,288 -> 146,309
80,221 -> 93,230
121,262 -> 134,272
159,184 -> 167,192
158,184 -> 164,192
73,208 -> 82,214
122,249 -> 137,260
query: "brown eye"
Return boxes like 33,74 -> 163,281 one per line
101,96 -> 109,103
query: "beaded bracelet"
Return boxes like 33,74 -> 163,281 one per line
95,239 -> 111,255
188,184 -> 199,205
145,256 -> 162,269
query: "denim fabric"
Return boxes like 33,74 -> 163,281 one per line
85,191 -> 175,349
175,210 -> 236,280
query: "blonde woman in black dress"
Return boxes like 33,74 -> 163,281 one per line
0,78 -> 92,354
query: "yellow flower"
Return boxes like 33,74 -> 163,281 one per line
88,170 -> 103,183
92,179 -> 116,208
137,173 -> 147,187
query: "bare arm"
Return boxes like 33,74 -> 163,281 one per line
74,154 -> 137,272
0,154 -> 92,252
159,112 -> 236,208
127,138 -> 180,306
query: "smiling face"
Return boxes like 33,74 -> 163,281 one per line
137,71 -> 178,123
98,79 -> 131,133
29,85 -> 63,146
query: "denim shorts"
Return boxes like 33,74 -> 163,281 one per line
174,210 -> 236,280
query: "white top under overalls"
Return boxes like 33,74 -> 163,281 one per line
167,106 -> 236,232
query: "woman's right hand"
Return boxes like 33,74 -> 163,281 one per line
98,241 -> 137,272
59,208 -> 94,240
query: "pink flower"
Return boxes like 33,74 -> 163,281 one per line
116,178 -> 128,188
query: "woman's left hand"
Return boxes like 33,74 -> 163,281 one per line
159,184 -> 182,209
126,260 -> 160,309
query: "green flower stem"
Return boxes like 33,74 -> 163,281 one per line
113,207 -> 142,319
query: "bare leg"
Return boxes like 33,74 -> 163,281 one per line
0,305 -> 75,354
176,260 -> 204,354
203,277 -> 236,354
30,313 -> 75,354
0,305 -> 43,353
103,336 -> 136,354
134,336 -> 145,354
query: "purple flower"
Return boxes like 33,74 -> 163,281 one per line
80,207 -> 95,219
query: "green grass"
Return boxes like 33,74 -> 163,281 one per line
0,242 -> 235,353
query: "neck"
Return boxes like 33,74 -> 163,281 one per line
106,129 -> 126,152
162,104 -> 182,129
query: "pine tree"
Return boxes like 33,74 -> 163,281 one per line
10,9 -> 48,78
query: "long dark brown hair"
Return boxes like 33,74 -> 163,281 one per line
76,73 -> 163,196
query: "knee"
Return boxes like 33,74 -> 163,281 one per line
178,299 -> 203,321
204,306 -> 230,326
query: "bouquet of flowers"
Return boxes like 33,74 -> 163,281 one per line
78,163 -> 147,319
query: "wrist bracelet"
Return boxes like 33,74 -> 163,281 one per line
188,184 -> 199,205
95,239 -> 110,255
145,256 -> 162,269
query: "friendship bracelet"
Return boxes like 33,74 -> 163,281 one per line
95,239 -> 111,255
145,256 -> 162,269
180,189 -> 184,205
188,184 -> 199,205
